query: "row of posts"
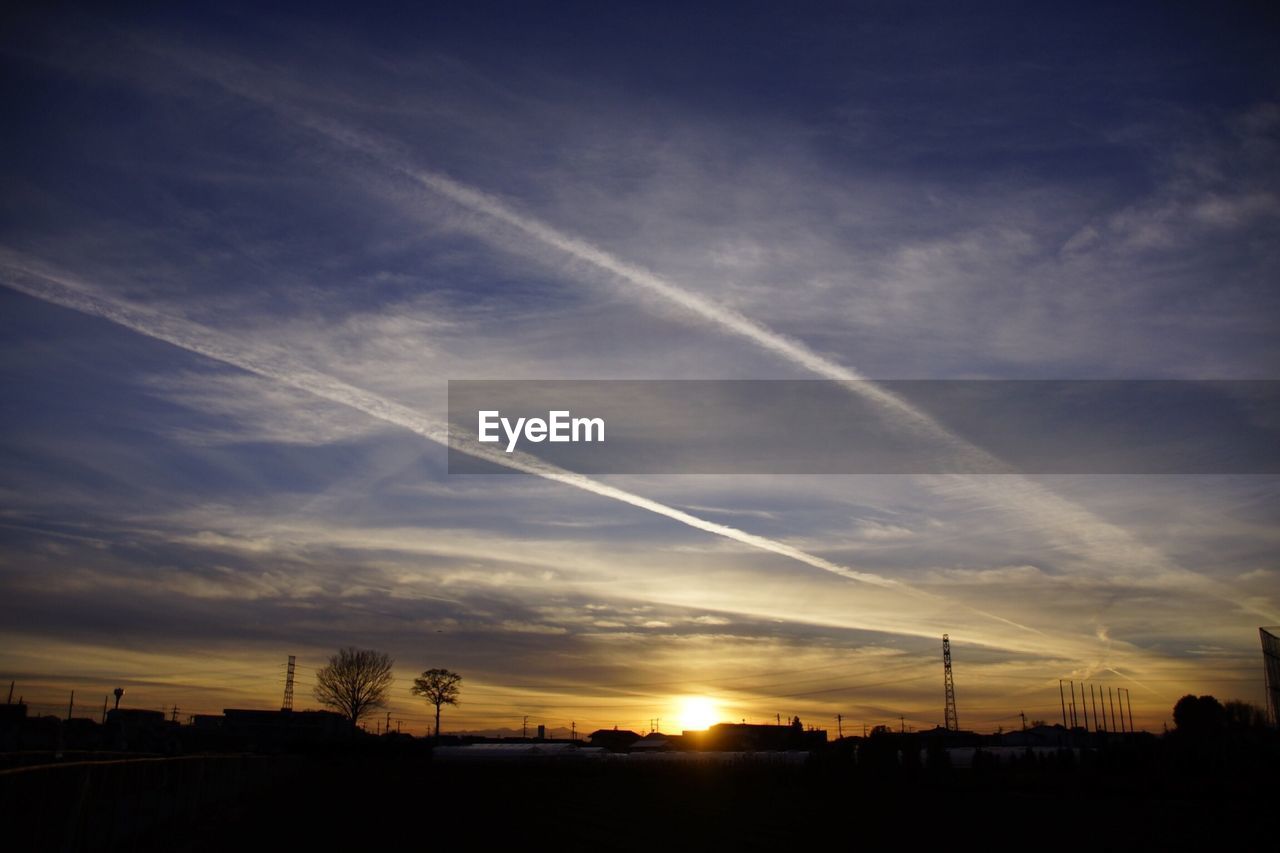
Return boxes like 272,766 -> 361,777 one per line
1059,680 -> 1135,733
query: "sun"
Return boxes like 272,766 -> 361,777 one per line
675,696 -> 720,731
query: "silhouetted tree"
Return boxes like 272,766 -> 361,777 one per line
1172,694 -> 1226,737
1223,699 -> 1267,731
314,646 -> 395,731
411,668 -> 462,742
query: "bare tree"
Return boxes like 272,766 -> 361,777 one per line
314,646 -> 395,730
411,668 -> 462,742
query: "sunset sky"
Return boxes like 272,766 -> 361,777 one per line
2,2 -> 1278,737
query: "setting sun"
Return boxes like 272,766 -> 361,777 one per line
675,696 -> 720,731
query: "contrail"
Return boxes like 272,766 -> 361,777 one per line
270,101 -> 1280,624
0,259 -> 896,589
260,101 -> 1272,612
157,49 -> 1218,582
0,258 -> 1204,662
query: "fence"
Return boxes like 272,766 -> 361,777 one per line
0,753 -> 302,851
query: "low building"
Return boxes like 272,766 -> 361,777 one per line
587,728 -> 642,751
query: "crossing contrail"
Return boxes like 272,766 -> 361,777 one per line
242,93 -> 1280,624
0,258 -> 898,590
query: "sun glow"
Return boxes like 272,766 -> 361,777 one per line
675,696 -> 719,731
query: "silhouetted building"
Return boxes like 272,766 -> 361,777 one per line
105,708 -> 174,751
220,709 -> 347,747
588,728 -> 642,751
0,703 -> 27,726
999,724 -> 1071,748
687,722 -> 827,751
916,725 -> 982,747
631,732 -> 687,751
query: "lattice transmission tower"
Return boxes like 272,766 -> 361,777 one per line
942,634 -> 959,732
282,654 -> 296,712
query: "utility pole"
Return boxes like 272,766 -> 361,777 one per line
900,715 -> 905,734
1059,680 -> 1067,728
67,690 -> 74,721
571,721 -> 576,742
101,695 -> 108,724
6,681 -> 12,704
837,714 -> 844,739
171,705 -> 179,723
1020,710 -> 1027,731
523,715 -> 529,738
1069,681 -> 1078,728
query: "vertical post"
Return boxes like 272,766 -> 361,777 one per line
1110,687 -> 1121,733
1059,680 -> 1068,728
6,681 -> 12,704
1091,685 -> 1099,733
1125,689 -> 1135,733
837,713 -> 843,739
101,695 -> 108,724
1069,681 -> 1078,728
67,690 -> 74,721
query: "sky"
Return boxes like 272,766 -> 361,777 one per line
1,1 -> 1278,737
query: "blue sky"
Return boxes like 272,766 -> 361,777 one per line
1,1 -> 1277,735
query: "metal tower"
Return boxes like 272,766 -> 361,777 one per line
282,655 -> 296,712
942,634 -> 959,732
1263,628 -> 1280,728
